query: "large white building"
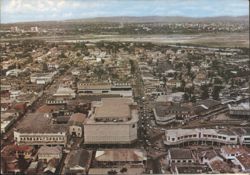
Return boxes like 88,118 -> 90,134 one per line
14,113 -> 68,146
30,73 -> 55,85
53,86 -> 76,99
164,128 -> 250,146
84,98 -> 138,144
228,102 -> 250,117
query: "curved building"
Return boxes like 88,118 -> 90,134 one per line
164,128 -> 250,146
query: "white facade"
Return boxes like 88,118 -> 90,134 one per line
69,126 -> 83,137
1,119 -> 15,133
84,122 -> 138,144
53,86 -> 76,99
6,69 -> 22,77
164,128 -> 238,146
37,146 -> 62,162
84,98 -> 138,144
14,131 -> 67,146
77,83 -> 133,97
30,73 -> 54,84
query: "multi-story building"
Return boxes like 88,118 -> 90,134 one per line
164,128 -> 243,146
30,73 -> 55,85
77,83 -> 132,97
84,98 -> 138,144
153,103 -> 193,125
228,102 -> 250,118
14,113 -> 68,146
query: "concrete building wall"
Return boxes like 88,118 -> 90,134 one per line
84,123 -> 137,144
14,131 -> 67,146
69,126 -> 82,137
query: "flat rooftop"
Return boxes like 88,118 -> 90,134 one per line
78,83 -> 111,90
154,103 -> 191,117
16,113 -> 67,133
94,98 -> 134,119
229,102 -> 250,110
31,73 -> 53,77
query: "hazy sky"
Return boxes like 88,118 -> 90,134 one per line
2,0 -> 249,23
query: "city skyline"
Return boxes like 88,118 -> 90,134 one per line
2,0 -> 249,23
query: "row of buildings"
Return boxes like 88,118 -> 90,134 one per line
14,97 -> 139,146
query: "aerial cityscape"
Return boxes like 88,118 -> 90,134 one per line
0,0 -> 249,174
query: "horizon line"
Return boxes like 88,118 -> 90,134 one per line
2,15 -> 249,24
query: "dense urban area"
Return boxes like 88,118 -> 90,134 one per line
1,17 -> 250,175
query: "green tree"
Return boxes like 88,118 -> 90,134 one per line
183,93 -> 189,101
201,84 -> 209,99
212,85 -> 222,100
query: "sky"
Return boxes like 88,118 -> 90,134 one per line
1,0 -> 249,23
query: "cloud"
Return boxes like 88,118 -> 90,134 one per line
2,0 -> 249,23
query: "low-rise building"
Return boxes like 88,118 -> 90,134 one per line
89,149 -> 146,175
64,149 -> 92,175
14,145 -> 34,159
153,103 -> 193,125
167,148 -> 195,164
6,69 -> 22,77
68,113 -> 86,137
53,86 -> 76,99
171,163 -> 212,174
228,102 -> 250,118
194,99 -> 224,117
234,154 -> 250,172
30,73 -> 54,85
37,146 -> 62,162
1,112 -> 16,133
220,145 -> 250,160
14,113 -> 68,146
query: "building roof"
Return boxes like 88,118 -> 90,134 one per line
94,98 -> 134,119
154,103 -> 191,117
54,87 -> 75,96
14,145 -> 33,152
174,164 -> 211,174
65,149 -> 92,169
236,154 -> 250,170
195,99 -> 221,109
95,149 -> 146,162
217,129 -> 236,136
88,167 -> 144,175
200,150 -> 220,161
37,105 -> 63,113
31,73 -> 53,77
229,102 -> 250,111
69,113 -> 86,122
221,145 -> 250,155
78,83 -> 111,90
156,92 -> 184,103
16,113 -> 67,133
38,146 -> 62,156
209,160 -> 233,173
169,148 -> 193,160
